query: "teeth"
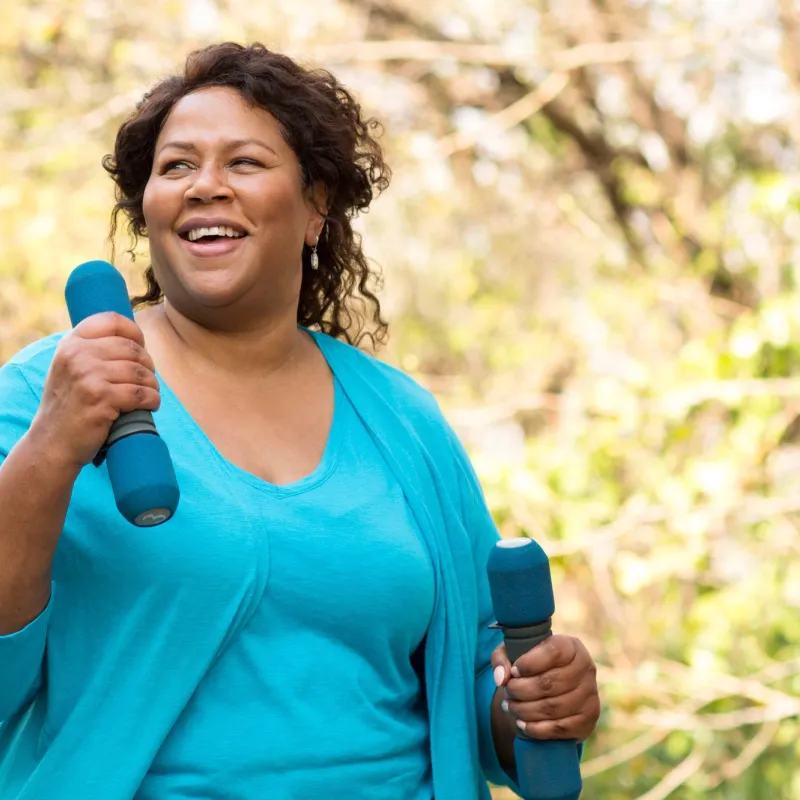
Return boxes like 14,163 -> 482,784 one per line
187,225 -> 244,242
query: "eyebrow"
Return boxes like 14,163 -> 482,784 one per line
157,138 -> 279,157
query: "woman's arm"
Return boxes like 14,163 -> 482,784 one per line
443,425 -> 524,790
445,419 -> 594,789
0,423 -> 79,636
0,435 -> 73,722
0,316 -> 160,721
0,362 -> 77,722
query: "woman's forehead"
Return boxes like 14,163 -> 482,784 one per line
157,87 -> 284,148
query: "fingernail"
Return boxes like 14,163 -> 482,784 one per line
510,665 -> 521,678
516,719 -> 527,731
494,666 -> 506,687
501,699 -> 510,714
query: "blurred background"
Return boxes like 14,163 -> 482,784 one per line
4,0 -> 800,797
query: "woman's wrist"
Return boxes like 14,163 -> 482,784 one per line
491,685 -> 518,774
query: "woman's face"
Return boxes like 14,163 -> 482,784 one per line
142,86 -> 322,327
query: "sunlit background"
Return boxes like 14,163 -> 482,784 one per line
5,0 -> 800,797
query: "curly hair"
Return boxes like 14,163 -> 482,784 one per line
102,42 -> 390,348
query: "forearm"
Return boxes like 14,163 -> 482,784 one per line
491,685 -> 519,774
0,422 -> 79,634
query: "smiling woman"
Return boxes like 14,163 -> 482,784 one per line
0,41 -> 599,800
104,42 -> 390,347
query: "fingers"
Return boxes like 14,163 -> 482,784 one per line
505,679 -> 598,724
499,634 -> 601,742
495,636 -> 594,698
39,314 -> 161,468
101,360 -> 160,391
60,318 -> 155,377
57,337 -> 158,395
82,336 -> 156,372
491,643 -> 512,687
74,312 -> 146,348
73,375 -> 161,415
57,332 -> 156,381
515,709 -> 598,742
512,635 -> 579,678
506,664 -> 579,702
108,383 -> 162,414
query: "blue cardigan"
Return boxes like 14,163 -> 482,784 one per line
0,330 -> 521,799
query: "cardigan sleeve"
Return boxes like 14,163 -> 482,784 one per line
0,361 -> 51,723
444,425 -> 525,793
446,424 -> 584,794
0,595 -> 53,722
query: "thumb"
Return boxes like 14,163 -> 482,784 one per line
491,643 -> 512,687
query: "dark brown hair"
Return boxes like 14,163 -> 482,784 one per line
102,42 -> 390,347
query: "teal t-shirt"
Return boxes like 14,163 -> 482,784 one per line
138,376 -> 435,798
0,336 -> 435,799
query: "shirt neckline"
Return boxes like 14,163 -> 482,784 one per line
155,339 -> 348,498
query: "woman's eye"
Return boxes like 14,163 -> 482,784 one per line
158,158 -> 262,174
162,160 -> 191,173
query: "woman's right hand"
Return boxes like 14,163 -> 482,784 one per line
29,312 -> 161,470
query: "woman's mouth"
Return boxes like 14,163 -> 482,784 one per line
178,226 -> 248,258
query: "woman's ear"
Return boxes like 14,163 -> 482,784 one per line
305,183 -> 329,246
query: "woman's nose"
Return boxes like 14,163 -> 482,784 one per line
184,164 -> 233,203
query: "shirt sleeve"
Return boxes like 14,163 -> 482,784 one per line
446,424 -> 584,794
445,427 -> 523,792
0,593 -> 53,722
0,361 -> 52,723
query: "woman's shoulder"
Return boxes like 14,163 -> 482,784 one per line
312,329 -> 472,471
312,330 -> 444,421
1,332 -> 65,394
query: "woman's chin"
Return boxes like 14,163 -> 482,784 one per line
177,271 -> 251,308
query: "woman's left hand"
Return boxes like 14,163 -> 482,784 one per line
491,635 -> 600,741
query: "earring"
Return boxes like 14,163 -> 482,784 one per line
310,222 -> 326,271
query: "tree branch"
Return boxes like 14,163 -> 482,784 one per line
437,72 -> 571,157
703,721 -> 780,789
635,745 -> 706,800
309,36 -> 699,70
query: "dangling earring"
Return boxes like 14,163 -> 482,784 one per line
310,222 -> 326,271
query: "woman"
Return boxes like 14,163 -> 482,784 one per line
0,43 -> 599,799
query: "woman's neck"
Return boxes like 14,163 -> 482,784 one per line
137,301 -> 311,383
